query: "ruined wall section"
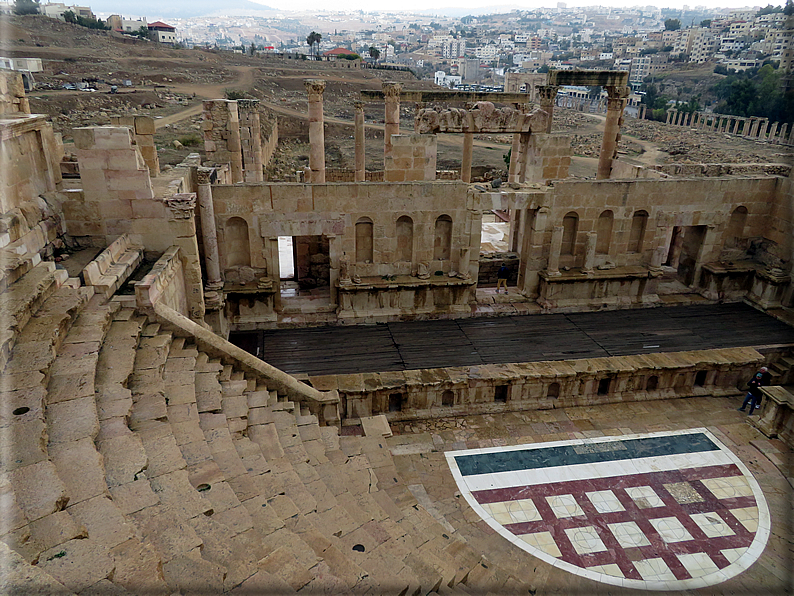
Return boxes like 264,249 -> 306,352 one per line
543,177 -> 779,271
210,181 -> 479,281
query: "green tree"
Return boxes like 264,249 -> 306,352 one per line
63,9 -> 76,22
13,0 -> 40,14
700,19 -> 712,27
306,31 -> 322,59
664,18 -> 681,31
134,25 -> 150,40
368,46 -> 380,61
249,42 -> 256,56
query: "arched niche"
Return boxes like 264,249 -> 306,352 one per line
561,212 -> 578,256
629,210 -> 649,253
396,215 -> 413,262
225,217 -> 251,267
596,210 -> 613,255
356,217 -> 374,263
434,214 -> 452,261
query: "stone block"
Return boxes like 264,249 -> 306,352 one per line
49,438 -> 108,505
67,495 -> 135,548
38,538 -> 114,592
9,461 -> 67,521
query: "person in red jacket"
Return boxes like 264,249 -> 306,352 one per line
738,366 -> 772,415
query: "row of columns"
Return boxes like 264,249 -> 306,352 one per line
305,79 -> 404,184
665,109 -> 794,145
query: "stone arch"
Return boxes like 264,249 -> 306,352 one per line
442,390 -> 454,407
646,375 -> 658,391
596,210 -> 614,255
434,214 -> 452,261
396,215 -> 413,262
356,217 -> 374,263
225,217 -> 251,267
629,210 -> 649,253
725,206 -> 748,248
561,212 -> 578,256
547,382 -> 560,398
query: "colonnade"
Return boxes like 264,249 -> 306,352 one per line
665,109 -> 793,145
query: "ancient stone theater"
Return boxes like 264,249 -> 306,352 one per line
0,67 -> 792,593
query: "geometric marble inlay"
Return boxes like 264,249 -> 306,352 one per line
447,428 -> 770,591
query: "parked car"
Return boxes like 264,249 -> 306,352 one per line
62,83 -> 76,90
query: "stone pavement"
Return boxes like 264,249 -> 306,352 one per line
387,395 -> 793,594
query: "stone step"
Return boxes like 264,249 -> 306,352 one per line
0,262 -> 59,372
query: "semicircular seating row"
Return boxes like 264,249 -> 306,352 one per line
0,262 -> 544,595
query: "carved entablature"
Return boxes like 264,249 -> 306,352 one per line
415,103 -> 549,134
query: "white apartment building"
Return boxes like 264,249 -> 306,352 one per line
690,28 -> 717,63
41,2 -> 94,20
475,45 -> 499,59
441,39 -> 466,59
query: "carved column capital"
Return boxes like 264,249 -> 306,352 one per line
196,167 -> 214,186
164,193 -> 197,219
382,81 -> 403,99
354,100 -> 365,111
536,85 -> 559,101
237,98 -> 260,110
304,79 -> 326,99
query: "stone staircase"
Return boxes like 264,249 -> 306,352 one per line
0,256 -> 533,594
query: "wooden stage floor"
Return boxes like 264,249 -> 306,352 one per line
229,303 -> 794,377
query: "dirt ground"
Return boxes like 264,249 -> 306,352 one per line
5,15 -> 791,177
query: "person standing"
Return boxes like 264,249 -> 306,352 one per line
496,264 -> 509,294
738,366 -> 772,415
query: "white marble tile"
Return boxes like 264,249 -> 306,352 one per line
546,494 -> 585,518
633,557 -> 677,581
730,506 -> 759,533
690,513 -> 735,538
649,516 -> 693,543
519,531 -> 562,558
677,552 -> 720,578
625,485 -> 666,508
608,521 -> 651,548
720,547 -> 748,564
564,525 -> 607,555
700,475 -> 753,499
587,489 -> 625,513
586,563 -> 624,577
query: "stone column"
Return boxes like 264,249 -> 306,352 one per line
775,122 -> 788,144
508,131 -> 522,184
582,232 -> 597,273
517,133 -> 531,182
305,79 -> 326,184
666,110 -> 673,124
731,118 -> 741,135
237,99 -> 264,183
759,119 -> 769,139
196,167 -> 222,290
461,132 -> 473,183
354,101 -> 365,182
788,125 -> 794,145
383,81 -> 403,158
538,86 -> 558,133
547,226 -> 563,276
597,85 -> 629,180
768,122 -> 778,142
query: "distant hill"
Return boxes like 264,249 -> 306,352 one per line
90,0 -> 275,19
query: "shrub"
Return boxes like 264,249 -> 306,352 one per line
177,135 -> 201,147
224,89 -> 246,100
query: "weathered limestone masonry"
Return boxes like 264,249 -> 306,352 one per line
109,115 -> 159,177
492,175 -> 788,311
304,79 -> 326,184
0,73 -> 61,214
237,99 -> 264,183
503,71 -> 547,98
353,101 -> 365,182
382,81 -> 402,158
201,99 -> 243,183
384,134 -> 437,182
69,127 -> 205,321
321,347 -> 763,423
209,181 -> 481,324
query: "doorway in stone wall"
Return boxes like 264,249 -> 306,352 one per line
662,225 -> 707,290
279,235 -> 333,315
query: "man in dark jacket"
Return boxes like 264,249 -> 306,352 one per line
738,366 -> 772,414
